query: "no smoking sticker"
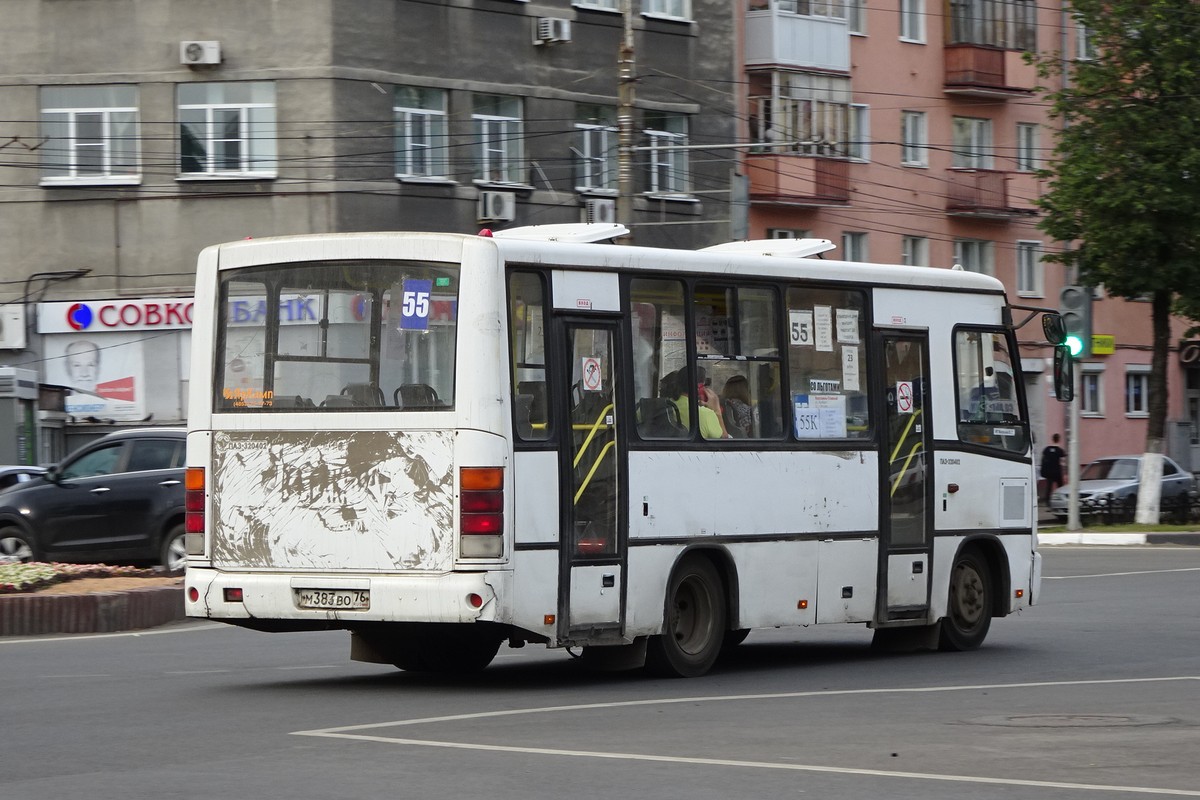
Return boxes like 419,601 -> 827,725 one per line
581,357 -> 604,392
896,381 -> 914,414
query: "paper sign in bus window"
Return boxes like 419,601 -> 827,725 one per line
835,309 -> 860,344
794,393 -> 847,439
814,306 -> 834,352
788,309 -> 814,347
399,279 -> 432,331
842,345 -> 860,392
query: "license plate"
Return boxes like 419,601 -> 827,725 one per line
295,588 -> 370,610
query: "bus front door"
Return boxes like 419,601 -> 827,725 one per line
558,320 -> 626,643
879,332 -> 933,619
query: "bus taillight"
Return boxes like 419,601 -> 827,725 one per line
185,467 -> 206,555
460,467 -> 503,557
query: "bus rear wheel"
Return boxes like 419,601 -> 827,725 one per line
938,547 -> 992,651
645,556 -> 726,678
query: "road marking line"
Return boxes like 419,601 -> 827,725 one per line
291,732 -> 1200,796
0,622 -> 225,645
1045,567 -> 1200,580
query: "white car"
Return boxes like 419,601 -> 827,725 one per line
1048,455 -> 1196,521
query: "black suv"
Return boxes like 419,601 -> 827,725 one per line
0,428 -> 186,571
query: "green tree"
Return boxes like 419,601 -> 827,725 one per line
1036,0 -> 1200,522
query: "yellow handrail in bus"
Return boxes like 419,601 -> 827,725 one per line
572,403 -> 614,469
888,408 -> 923,498
574,440 -> 616,505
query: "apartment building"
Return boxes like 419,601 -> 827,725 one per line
0,0 -> 736,453
739,0 -> 1200,470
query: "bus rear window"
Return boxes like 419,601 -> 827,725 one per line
215,259 -> 459,412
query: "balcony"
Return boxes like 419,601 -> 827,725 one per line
944,45 -> 1038,98
746,9 -> 850,72
946,169 -> 1039,219
747,154 -> 850,205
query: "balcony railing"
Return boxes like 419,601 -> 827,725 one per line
747,154 -> 850,205
946,169 -> 1039,218
944,45 -> 1038,97
746,9 -> 850,72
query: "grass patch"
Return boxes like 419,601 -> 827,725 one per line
1039,522 -> 1200,533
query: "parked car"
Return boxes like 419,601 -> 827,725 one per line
0,428 -> 186,570
0,465 -> 46,492
1048,454 -> 1196,521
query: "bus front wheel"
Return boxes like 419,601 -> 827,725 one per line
938,547 -> 992,651
645,556 -> 726,678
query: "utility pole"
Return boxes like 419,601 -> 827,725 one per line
616,0 -> 635,243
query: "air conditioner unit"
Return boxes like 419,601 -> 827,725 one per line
583,197 -> 616,225
478,191 -> 517,222
0,305 -> 27,350
533,17 -> 572,45
180,41 -> 222,65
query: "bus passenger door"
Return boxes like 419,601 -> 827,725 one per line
879,332 -> 933,618
557,319 -> 625,643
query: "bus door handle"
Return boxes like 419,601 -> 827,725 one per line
912,561 -> 924,574
602,574 -> 615,588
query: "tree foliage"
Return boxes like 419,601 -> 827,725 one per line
1036,0 -> 1200,447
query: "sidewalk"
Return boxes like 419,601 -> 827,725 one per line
1035,502 -> 1200,546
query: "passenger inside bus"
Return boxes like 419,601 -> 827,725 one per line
661,368 -> 729,440
721,374 -> 754,438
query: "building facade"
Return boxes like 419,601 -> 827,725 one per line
0,0 -> 737,456
738,0 -> 1200,472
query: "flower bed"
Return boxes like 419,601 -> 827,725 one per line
0,562 -> 159,595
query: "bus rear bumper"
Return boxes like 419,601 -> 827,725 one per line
185,567 -> 509,625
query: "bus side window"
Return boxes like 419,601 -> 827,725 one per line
953,328 -> 1028,453
509,272 -> 552,442
785,286 -> 870,441
630,279 -> 690,440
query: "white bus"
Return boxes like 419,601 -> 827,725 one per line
184,224 -> 1059,677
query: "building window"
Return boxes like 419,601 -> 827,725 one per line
846,0 -> 866,33
749,72 -> 852,158
1016,240 -> 1043,297
1016,122 -> 1040,172
954,238 -> 994,276
645,0 -> 691,20
768,228 -> 811,239
574,0 -> 618,9
842,232 -> 868,261
644,113 -> 689,195
849,104 -> 869,161
574,105 -> 617,192
1126,368 -> 1150,416
952,116 -> 994,169
178,82 -> 277,177
1081,367 -> 1104,416
900,0 -> 925,42
901,111 -> 927,166
40,85 -> 140,184
394,87 -> 448,179
902,236 -> 929,266
1076,18 -> 1098,60
473,94 -> 523,184
950,0 -> 1036,49
774,1 -> 848,18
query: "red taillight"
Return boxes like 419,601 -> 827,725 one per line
185,467 -> 205,535
460,467 -> 503,537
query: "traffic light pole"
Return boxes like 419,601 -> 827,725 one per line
1067,364 -> 1082,531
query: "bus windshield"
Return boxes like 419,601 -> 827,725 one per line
214,259 -> 459,411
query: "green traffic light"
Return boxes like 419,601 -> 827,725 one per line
1065,334 -> 1085,357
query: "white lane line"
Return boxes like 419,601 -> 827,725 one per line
41,673 -> 113,679
1045,567 -> 1200,580
291,732 -> 1200,796
0,622 -> 225,645
292,676 -> 1200,797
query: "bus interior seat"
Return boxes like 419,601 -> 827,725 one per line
637,397 -> 686,438
516,380 -> 547,424
341,382 -> 385,407
395,383 -> 441,409
321,395 -> 356,408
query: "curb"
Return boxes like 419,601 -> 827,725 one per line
0,586 -> 185,636
1038,531 -> 1200,546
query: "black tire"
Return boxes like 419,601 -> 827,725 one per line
160,524 -> 186,573
645,556 -> 726,678
389,625 -> 502,674
0,526 -> 38,563
938,547 -> 992,651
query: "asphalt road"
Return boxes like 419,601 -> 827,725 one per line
3,545 -> 1198,800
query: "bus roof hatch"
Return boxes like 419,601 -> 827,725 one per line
700,238 -> 836,258
489,223 -> 630,243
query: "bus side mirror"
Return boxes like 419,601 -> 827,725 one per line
1053,345 -> 1074,402
1043,313 -> 1067,346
